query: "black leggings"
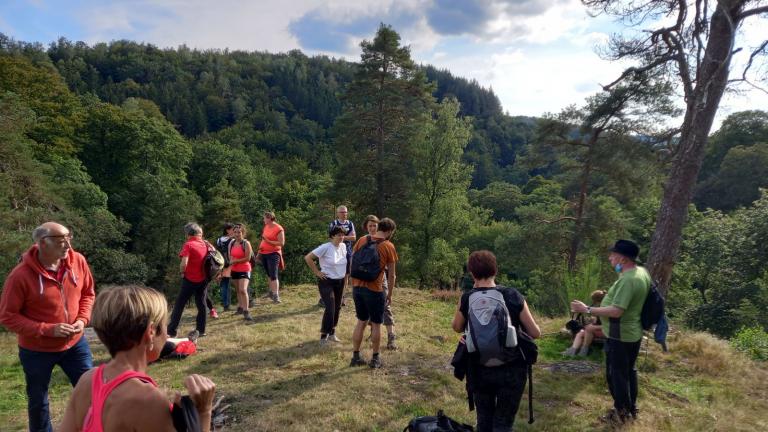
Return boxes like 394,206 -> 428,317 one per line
318,278 -> 345,335
168,278 -> 208,336
471,364 -> 528,432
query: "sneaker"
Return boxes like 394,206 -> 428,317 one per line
243,311 -> 254,322
577,347 -> 589,357
349,356 -> 367,367
368,356 -> 383,369
319,337 -> 329,346
210,309 -> 219,319
223,305 -> 231,312
317,298 -> 325,307
562,347 -> 578,356
187,330 -> 200,343
386,334 -> 398,350
235,307 -> 244,315
327,334 -> 341,343
271,293 -> 282,304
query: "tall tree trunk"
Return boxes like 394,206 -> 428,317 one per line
568,140 -> 595,271
647,4 -> 741,298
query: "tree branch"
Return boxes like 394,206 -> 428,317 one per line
601,55 -> 676,90
738,5 -> 768,20
740,40 -> 768,82
539,216 -> 578,224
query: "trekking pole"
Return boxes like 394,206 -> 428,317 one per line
528,364 -> 534,424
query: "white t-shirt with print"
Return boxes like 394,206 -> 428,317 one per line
311,242 -> 347,280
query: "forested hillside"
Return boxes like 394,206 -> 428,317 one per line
1,26 -> 767,340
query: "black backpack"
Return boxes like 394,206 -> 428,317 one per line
203,240 -> 225,282
641,280 -> 665,330
350,236 -> 382,281
403,410 -> 474,432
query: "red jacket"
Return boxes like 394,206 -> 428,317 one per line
0,245 -> 95,352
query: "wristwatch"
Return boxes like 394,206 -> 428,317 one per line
587,306 -> 592,315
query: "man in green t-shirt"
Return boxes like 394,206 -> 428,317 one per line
571,239 -> 651,425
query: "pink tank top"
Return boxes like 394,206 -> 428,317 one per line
82,364 -> 159,432
229,240 -> 252,272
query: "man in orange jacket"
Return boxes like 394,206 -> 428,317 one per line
0,222 -> 95,432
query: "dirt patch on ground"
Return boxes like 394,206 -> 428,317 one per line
543,360 -> 602,374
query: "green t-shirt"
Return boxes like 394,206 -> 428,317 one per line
601,266 -> 651,342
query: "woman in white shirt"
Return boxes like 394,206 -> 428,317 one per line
304,226 -> 347,345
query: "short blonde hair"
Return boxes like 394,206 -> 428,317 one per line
91,285 -> 168,357
264,211 -> 276,221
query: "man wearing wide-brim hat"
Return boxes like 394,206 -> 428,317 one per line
570,239 -> 651,425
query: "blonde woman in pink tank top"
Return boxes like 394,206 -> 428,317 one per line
59,285 -> 215,432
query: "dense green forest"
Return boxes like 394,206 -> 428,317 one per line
1,26 -> 767,339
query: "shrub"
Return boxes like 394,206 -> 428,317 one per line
731,326 -> 768,361
88,248 -> 148,285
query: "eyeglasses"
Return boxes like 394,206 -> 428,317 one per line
43,234 -> 73,243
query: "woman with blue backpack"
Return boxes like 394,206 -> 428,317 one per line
451,250 -> 541,432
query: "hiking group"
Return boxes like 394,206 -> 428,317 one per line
0,215 -> 656,431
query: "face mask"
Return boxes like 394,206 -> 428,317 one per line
614,263 -> 623,273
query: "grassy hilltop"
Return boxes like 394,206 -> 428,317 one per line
2,285 -> 767,431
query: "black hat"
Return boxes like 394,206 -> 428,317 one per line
610,239 -> 640,262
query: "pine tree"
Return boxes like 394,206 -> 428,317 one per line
333,24 -> 434,218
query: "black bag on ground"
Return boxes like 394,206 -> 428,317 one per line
565,312 -> 586,336
641,280 -> 665,330
403,410 -> 474,432
350,237 -> 382,281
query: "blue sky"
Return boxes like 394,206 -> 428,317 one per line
2,0 -> 765,125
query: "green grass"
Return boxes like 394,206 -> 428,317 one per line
1,285 -> 767,431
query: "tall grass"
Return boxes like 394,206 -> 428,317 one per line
557,254 -> 605,312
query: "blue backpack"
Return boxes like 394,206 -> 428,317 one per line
350,236 -> 382,281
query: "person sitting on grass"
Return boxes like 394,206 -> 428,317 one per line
563,290 -> 606,357
59,285 -> 216,432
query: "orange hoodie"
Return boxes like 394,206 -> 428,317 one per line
0,245 -> 95,352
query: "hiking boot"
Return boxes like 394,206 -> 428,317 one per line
235,307 -> 244,315
368,355 -> 383,369
317,298 -> 325,307
271,293 -> 282,304
349,356 -> 367,367
386,334 -> 398,350
562,347 -> 578,356
599,409 -> 630,426
187,330 -> 200,343
327,334 -> 341,343
210,309 -> 219,319
577,346 -> 589,357
243,311 -> 254,322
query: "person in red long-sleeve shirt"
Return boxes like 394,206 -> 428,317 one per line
0,222 -> 95,432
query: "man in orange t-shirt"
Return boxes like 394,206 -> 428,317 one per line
349,218 -> 397,369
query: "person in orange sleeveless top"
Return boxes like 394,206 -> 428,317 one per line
59,285 -> 215,432
258,211 -> 285,304
229,223 -> 254,321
